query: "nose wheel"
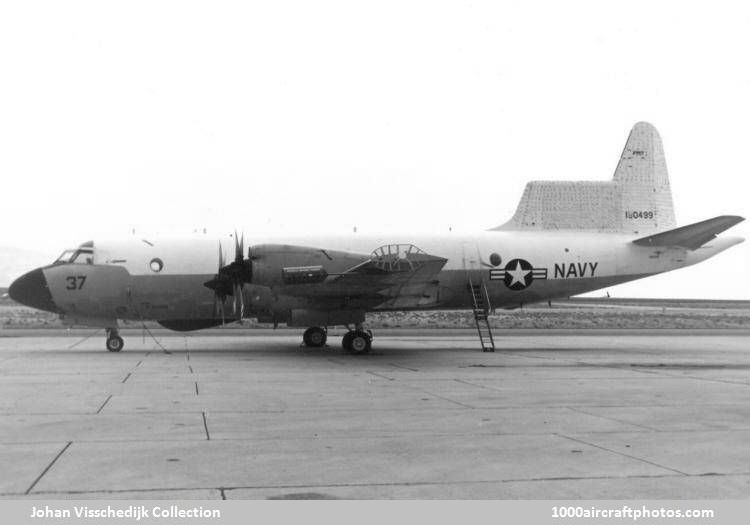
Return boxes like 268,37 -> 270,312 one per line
342,329 -> 372,354
302,326 -> 327,347
106,328 -> 124,352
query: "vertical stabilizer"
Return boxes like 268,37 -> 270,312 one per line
613,121 -> 676,233
493,122 -> 677,234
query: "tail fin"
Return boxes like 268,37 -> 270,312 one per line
613,121 -> 676,232
494,122 -> 677,234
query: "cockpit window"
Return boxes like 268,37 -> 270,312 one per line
70,250 -> 94,264
54,250 -> 76,264
54,248 -> 94,265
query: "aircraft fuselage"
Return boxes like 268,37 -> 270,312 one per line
13,231 -> 740,330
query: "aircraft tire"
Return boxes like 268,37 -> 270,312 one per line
341,331 -> 354,351
348,330 -> 371,354
303,327 -> 327,347
106,335 -> 124,352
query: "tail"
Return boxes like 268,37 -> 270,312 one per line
493,122 -> 677,234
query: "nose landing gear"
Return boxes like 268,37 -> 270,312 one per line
106,328 -> 124,352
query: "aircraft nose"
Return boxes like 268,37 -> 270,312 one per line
8,268 -> 60,313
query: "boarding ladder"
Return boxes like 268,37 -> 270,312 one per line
468,277 -> 495,352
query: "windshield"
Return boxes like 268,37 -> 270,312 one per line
54,250 -> 76,264
70,250 -> 94,264
53,248 -> 94,265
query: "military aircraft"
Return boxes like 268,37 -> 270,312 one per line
8,122 -> 744,353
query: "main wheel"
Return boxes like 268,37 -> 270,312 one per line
106,335 -> 124,352
303,327 -> 327,347
348,330 -> 371,354
341,331 -> 354,351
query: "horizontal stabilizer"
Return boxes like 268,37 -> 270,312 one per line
632,215 -> 744,250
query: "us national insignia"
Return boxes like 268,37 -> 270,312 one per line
489,258 -> 548,291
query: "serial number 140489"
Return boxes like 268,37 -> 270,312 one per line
625,210 -> 654,219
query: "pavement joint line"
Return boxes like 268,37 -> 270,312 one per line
554,433 -> 689,476
7,471 -> 719,497
202,411 -> 210,440
25,441 -> 72,495
388,363 -> 419,372
95,395 -> 112,414
0,428 -> 663,446
121,372 -> 131,384
6,401 -> 744,417
410,389 -> 475,409
453,378 -> 503,392
565,406 -> 661,432
633,369 -> 750,388
366,371 -> 394,381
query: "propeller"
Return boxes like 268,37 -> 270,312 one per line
203,231 -> 252,323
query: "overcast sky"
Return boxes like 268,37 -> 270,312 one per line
1,1 -> 748,298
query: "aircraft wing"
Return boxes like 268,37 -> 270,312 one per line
632,215 -> 744,250
278,244 -> 449,309
332,248 -> 448,308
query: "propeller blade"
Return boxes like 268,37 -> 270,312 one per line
232,283 -> 244,319
233,230 -> 242,264
239,286 -> 245,318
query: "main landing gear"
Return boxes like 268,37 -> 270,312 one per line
302,326 -> 327,347
105,328 -> 124,352
342,326 -> 373,354
301,325 -> 373,354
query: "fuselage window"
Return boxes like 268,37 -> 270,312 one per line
150,258 -> 164,273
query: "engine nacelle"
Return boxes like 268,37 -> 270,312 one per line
250,244 -> 369,287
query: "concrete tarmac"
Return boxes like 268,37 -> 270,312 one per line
1,328 -> 750,499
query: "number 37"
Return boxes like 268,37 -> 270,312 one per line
66,276 -> 87,290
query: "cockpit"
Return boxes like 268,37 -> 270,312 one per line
53,241 -> 95,265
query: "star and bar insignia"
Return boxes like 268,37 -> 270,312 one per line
489,258 -> 548,291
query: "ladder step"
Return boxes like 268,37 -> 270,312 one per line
469,279 -> 495,352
